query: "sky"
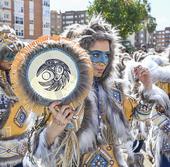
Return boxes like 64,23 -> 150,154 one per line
50,0 -> 170,30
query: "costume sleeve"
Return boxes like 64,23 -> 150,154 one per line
134,84 -> 170,120
133,84 -> 170,135
23,127 -> 65,167
142,84 -> 170,109
150,109 -> 170,135
23,105 -> 83,167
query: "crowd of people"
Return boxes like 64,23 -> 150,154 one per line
0,16 -> 170,167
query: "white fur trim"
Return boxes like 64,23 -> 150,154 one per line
23,128 -> 59,167
142,85 -> 170,112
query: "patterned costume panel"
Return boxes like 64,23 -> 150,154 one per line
81,145 -> 118,167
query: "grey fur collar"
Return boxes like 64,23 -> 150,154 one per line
77,82 -> 131,155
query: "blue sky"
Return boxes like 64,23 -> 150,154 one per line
50,0 -> 170,30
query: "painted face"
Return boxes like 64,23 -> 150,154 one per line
3,51 -> 15,62
0,44 -> 16,61
89,40 -> 111,77
0,46 -> 16,70
89,50 -> 110,65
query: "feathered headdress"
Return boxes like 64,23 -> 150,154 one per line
63,15 -> 121,82
0,25 -> 24,61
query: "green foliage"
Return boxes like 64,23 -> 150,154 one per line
88,0 -> 155,38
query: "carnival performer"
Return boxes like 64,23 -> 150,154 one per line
0,25 -> 27,167
23,16 -> 166,167
123,50 -> 170,167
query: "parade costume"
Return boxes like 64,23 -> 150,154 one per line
23,16 -> 135,167
0,25 -> 27,167
123,51 -> 170,167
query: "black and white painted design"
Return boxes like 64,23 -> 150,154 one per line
36,59 -> 71,91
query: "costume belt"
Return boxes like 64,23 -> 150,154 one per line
81,144 -> 119,167
0,138 -> 27,165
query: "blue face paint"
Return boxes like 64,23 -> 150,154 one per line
89,50 -> 110,65
3,51 -> 15,61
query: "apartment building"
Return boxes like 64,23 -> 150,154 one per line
0,0 -> 50,39
0,0 -> 13,27
61,10 -> 88,31
153,27 -> 170,48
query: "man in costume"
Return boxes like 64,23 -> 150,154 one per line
123,50 -> 170,167
0,25 -> 27,167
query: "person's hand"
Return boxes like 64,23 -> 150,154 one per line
134,65 -> 152,90
46,101 -> 74,146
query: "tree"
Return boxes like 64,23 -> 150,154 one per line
88,0 -> 156,39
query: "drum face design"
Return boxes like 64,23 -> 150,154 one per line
26,48 -> 78,103
37,59 -> 71,91
10,35 -> 93,112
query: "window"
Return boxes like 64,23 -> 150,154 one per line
4,14 -> 9,19
43,1 -> 50,7
66,20 -> 73,24
20,30 -> 24,36
21,7 -> 24,13
66,15 -> 73,19
80,20 -> 84,24
44,10 -> 50,15
30,20 -> 34,24
15,17 -> 23,24
4,1 -> 9,7
43,22 -> 50,28
16,30 -> 18,35
16,29 -> 24,37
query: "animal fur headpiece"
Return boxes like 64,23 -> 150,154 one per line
0,25 -> 24,61
63,15 -> 121,82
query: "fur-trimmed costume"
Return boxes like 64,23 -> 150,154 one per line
123,51 -> 170,167
23,15 -> 170,167
0,25 -> 29,167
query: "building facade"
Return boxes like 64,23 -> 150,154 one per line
153,27 -> 170,48
50,10 -> 62,35
0,0 -> 50,39
61,10 -> 88,31
0,0 -> 13,27
134,29 -> 155,49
